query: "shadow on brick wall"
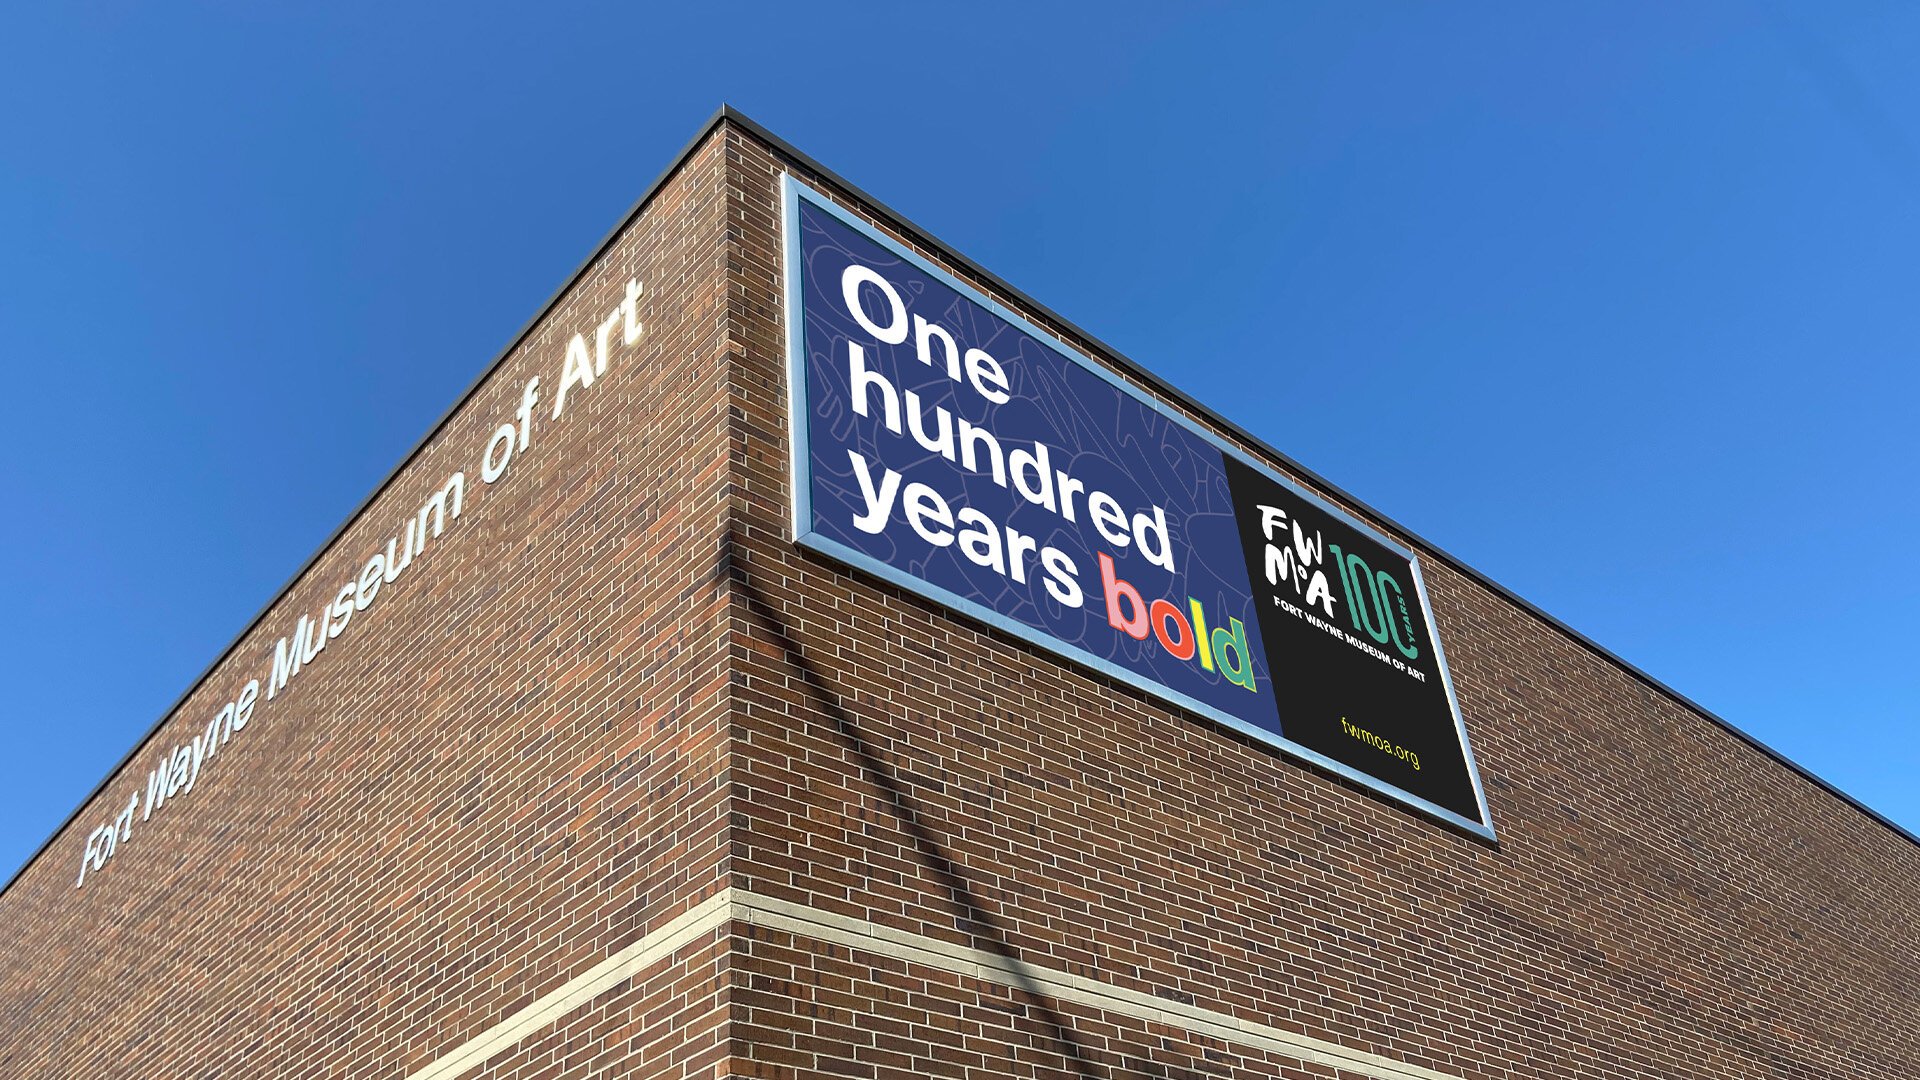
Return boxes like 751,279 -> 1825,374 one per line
721,535 -> 1105,1078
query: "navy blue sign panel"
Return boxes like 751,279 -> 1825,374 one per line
781,175 -> 1494,838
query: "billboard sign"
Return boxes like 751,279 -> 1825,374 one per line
782,176 -> 1494,838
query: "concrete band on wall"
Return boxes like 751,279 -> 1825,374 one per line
404,890 -> 1462,1080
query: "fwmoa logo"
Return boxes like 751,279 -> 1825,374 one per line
1255,500 -> 1421,662
1255,504 -> 1339,620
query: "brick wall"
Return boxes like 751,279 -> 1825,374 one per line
0,123 -> 739,1080
1,113 -> 1913,1080
716,122 -> 1920,1080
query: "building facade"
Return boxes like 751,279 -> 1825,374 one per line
2,108 -> 1915,1080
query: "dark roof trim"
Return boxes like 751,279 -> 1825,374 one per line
717,108 -> 1920,854
0,107 -> 737,899
6,105 -> 1911,902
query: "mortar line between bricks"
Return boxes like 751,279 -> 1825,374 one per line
401,887 -> 1463,1080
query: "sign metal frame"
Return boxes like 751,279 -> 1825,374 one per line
781,173 -> 1496,841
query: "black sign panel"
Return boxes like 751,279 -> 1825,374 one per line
1223,457 -> 1482,821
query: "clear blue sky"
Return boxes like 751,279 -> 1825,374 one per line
3,3 -> 1916,881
